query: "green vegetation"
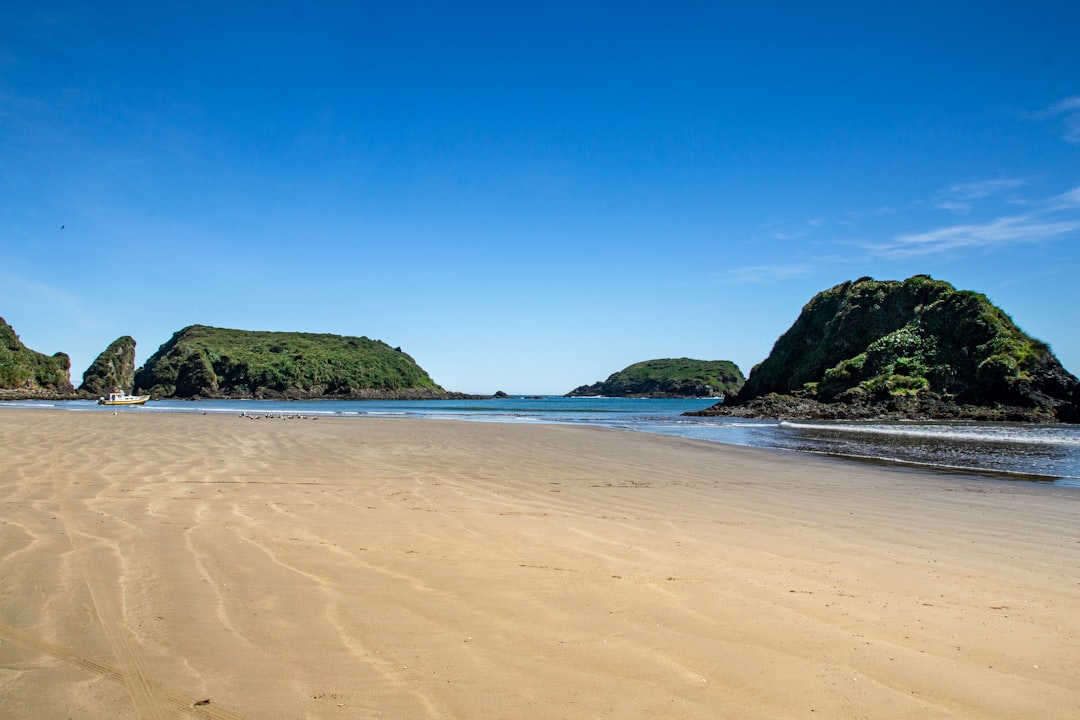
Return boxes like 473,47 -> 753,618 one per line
568,358 -> 745,397
735,275 -> 1078,412
0,317 -> 74,392
134,325 -> 445,398
80,336 -> 137,395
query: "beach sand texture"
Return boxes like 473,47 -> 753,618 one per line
1,410 -> 1078,719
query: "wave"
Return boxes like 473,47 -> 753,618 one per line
778,421 -> 1080,447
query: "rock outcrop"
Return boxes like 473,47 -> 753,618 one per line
0,317 -> 76,397
567,358 -> 745,398
134,325 -> 447,399
79,336 -> 138,396
689,275 -> 1079,422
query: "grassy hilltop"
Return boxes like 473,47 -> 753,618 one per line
134,325 -> 445,399
693,275 -> 1080,421
567,358 -> 745,398
0,317 -> 75,395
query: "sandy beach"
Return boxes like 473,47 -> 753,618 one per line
1,409 -> 1077,719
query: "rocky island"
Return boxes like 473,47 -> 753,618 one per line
79,336 -> 138,397
689,275 -> 1080,422
0,317 -> 80,400
133,325 -> 454,399
567,358 -> 745,398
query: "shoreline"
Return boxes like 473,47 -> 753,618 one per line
3,398 -> 1080,486
688,393 -> 1077,423
2,409 -> 1079,718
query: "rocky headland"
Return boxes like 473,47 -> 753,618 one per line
0,317 -> 80,399
688,275 -> 1080,422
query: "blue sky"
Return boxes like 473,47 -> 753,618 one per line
3,2 -> 1079,395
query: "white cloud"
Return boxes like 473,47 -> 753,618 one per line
1053,185 -> 1080,208
720,264 -> 811,284
0,272 -> 85,314
1036,96 -> 1080,145
1061,118 -> 1078,145
946,177 -> 1031,200
934,200 -> 972,214
1050,96 -> 1080,112
932,177 -> 1031,214
867,214 -> 1080,259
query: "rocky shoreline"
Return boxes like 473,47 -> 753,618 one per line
685,392 -> 1078,423
0,389 -> 89,402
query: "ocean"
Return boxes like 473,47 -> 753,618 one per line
9,396 -> 1080,487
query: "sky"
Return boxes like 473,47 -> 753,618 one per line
3,2 -> 1079,395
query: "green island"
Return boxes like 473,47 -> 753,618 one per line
133,325 -> 449,399
567,358 -> 745,398
80,336 -> 137,396
0,317 -> 77,398
690,275 -> 1080,422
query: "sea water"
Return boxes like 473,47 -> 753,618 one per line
11,396 -> 1080,486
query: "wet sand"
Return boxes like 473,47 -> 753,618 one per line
1,408 -> 1078,719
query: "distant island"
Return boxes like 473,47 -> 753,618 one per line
688,275 -> 1080,422
133,325 -> 456,399
567,358 -> 745,398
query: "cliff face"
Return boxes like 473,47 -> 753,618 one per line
567,358 -> 745,398
133,325 -> 446,399
80,336 -> 138,396
0,317 -> 75,393
699,276 -> 1079,421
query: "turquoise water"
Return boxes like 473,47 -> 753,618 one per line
8,396 -> 1080,485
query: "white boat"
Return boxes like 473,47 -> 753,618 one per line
98,391 -> 150,406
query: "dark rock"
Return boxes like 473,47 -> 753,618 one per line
80,336 -> 137,396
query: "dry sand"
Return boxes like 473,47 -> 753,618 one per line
0,408 -> 1078,719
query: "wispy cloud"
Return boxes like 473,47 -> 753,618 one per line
1033,96 -> 1080,145
932,176 -> 1031,214
741,177 -> 1080,276
865,214 -> 1080,259
838,205 -> 902,226
720,264 -> 811,285
1052,185 -> 1080,208
0,272 -> 92,322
